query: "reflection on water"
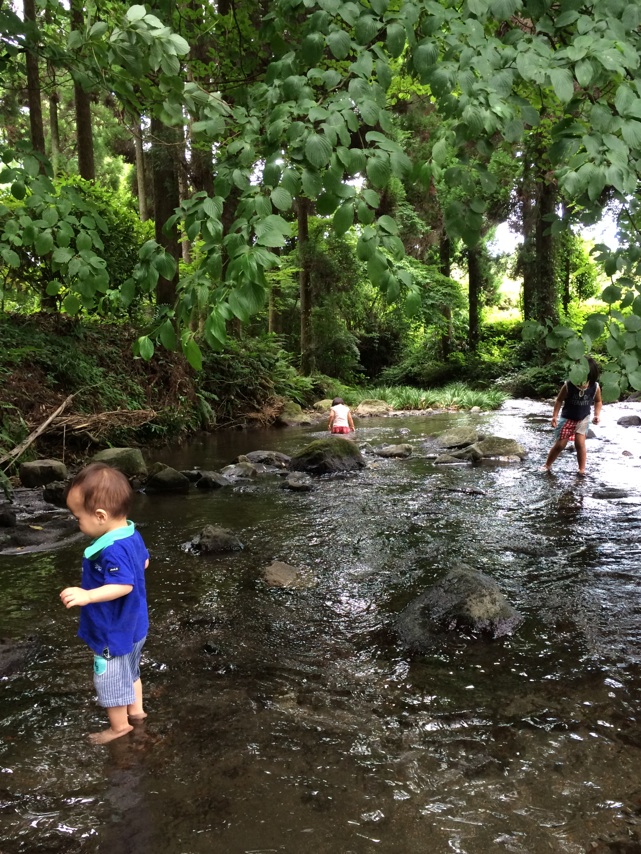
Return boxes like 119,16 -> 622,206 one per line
2,399 -> 641,852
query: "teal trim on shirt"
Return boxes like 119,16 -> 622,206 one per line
84,521 -> 136,560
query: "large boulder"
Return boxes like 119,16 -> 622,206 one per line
437,427 -> 479,448
397,567 -> 523,651
289,437 -> 366,475
91,447 -> 148,478
19,459 -> 67,488
354,399 -> 391,417
313,399 -> 333,412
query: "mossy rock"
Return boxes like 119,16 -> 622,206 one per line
289,437 -> 365,475
354,399 -> 391,417
92,448 -> 148,478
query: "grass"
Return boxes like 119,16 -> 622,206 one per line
344,382 -> 508,411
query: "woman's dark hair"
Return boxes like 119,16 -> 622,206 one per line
587,357 -> 600,384
332,397 -> 344,406
66,463 -> 133,517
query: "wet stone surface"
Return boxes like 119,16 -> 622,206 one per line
1,399 -> 641,853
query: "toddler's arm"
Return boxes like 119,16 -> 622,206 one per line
348,411 -> 355,431
60,584 -> 133,609
328,408 -> 335,430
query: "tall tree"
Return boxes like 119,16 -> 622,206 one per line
70,0 -> 95,179
23,0 -> 45,159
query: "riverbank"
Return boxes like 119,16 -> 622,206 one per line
0,314 -> 508,473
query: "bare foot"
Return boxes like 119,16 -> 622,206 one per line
577,470 -> 586,477
539,465 -> 551,472
88,724 -> 133,745
128,712 -> 147,721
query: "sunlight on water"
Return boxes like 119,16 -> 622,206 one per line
1,400 -> 641,852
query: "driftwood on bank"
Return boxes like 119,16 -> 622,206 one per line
43,409 -> 157,439
0,394 -> 75,469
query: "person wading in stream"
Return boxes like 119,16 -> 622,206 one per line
60,463 -> 150,744
328,397 -> 355,435
541,357 -> 602,476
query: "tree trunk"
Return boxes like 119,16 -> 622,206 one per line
23,0 -> 46,159
176,129 -> 191,265
133,119 -> 148,221
150,115 -> 180,307
467,246 -> 482,351
298,198 -> 314,374
71,0 -> 95,180
535,177 -> 557,324
438,233 -> 454,359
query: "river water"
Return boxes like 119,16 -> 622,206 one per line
2,399 -> 641,854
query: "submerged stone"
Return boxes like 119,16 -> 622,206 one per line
191,525 -> 244,553
617,415 -> 641,427
263,561 -> 315,589
397,567 -> 523,652
375,444 -> 413,458
243,450 -> 291,468
145,466 -> 190,493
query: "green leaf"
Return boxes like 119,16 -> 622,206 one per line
568,359 -> 588,386
35,231 -> 54,255
46,279 -> 62,296
333,202 -> 354,236
327,29 -> 351,60
362,188 -> 380,207
354,15 -> 379,45
366,156 -> 391,188
378,215 -> 398,235
583,316 -> 606,339
76,232 -> 92,252
270,187 -> 293,211
305,133 -> 333,168
601,378 -> 620,403
52,247 -> 73,265
621,120 -> 641,149
1,247 -> 20,267
302,169 -> 323,198
386,23 -> 405,57
601,284 -> 622,304
357,200 -> 375,224
63,294 -> 81,315
10,182 -> 25,200
302,32 -> 325,65
137,335 -> 155,360
159,319 -> 177,350
549,67 -> 575,103
628,369 -> 641,391
156,252 -> 177,280
575,59 -> 593,88
126,5 -> 147,21
413,43 -> 438,77
624,314 -> 641,332
183,336 -> 203,371
566,337 -> 585,359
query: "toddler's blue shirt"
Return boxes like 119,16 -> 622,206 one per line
78,526 -> 149,657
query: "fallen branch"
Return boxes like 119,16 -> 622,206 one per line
0,394 -> 74,470
43,409 -> 157,438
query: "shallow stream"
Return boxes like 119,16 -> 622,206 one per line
2,399 -> 641,853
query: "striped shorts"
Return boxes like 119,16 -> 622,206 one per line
93,637 -> 146,708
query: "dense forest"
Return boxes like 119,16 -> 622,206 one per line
2,0 -> 641,455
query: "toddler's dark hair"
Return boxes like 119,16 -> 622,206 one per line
67,463 -> 132,517
332,397 -> 344,406
587,357 -> 600,384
